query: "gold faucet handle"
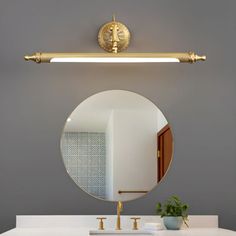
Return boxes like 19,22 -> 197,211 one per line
96,217 -> 107,230
130,217 -> 141,230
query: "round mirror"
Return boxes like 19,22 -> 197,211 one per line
60,90 -> 173,202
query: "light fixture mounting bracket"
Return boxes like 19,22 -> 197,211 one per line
98,15 -> 131,53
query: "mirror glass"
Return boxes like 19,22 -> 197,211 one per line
60,90 -> 173,201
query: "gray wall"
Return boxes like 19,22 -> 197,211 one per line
0,0 -> 235,233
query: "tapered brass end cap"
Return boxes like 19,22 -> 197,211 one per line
24,55 -> 36,61
24,55 -> 31,61
24,53 -> 41,63
196,55 -> 206,61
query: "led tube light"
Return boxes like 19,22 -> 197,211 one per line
50,57 -> 180,63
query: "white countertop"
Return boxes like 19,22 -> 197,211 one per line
1,228 -> 236,236
1,215 -> 235,236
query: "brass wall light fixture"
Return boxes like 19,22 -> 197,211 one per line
24,16 -> 206,64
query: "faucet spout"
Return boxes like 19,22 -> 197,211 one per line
116,201 -> 123,230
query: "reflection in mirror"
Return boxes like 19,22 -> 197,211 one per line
61,90 -> 173,202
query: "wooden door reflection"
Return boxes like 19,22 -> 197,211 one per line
157,125 -> 173,182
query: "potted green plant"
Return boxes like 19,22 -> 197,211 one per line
156,195 -> 189,230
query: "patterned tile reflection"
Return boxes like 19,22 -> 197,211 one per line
61,132 -> 106,198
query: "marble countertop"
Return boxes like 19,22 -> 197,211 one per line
1,228 -> 236,236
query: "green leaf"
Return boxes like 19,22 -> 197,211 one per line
155,195 -> 189,218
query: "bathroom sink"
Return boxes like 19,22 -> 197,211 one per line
89,230 -> 153,236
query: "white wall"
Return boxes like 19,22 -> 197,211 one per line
105,111 -> 114,200
157,110 -> 168,132
107,109 -> 158,201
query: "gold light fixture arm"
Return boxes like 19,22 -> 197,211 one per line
24,52 -> 206,63
24,16 -> 206,64
110,15 -> 120,53
110,23 -> 119,53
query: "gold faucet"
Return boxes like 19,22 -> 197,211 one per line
116,201 -> 123,230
